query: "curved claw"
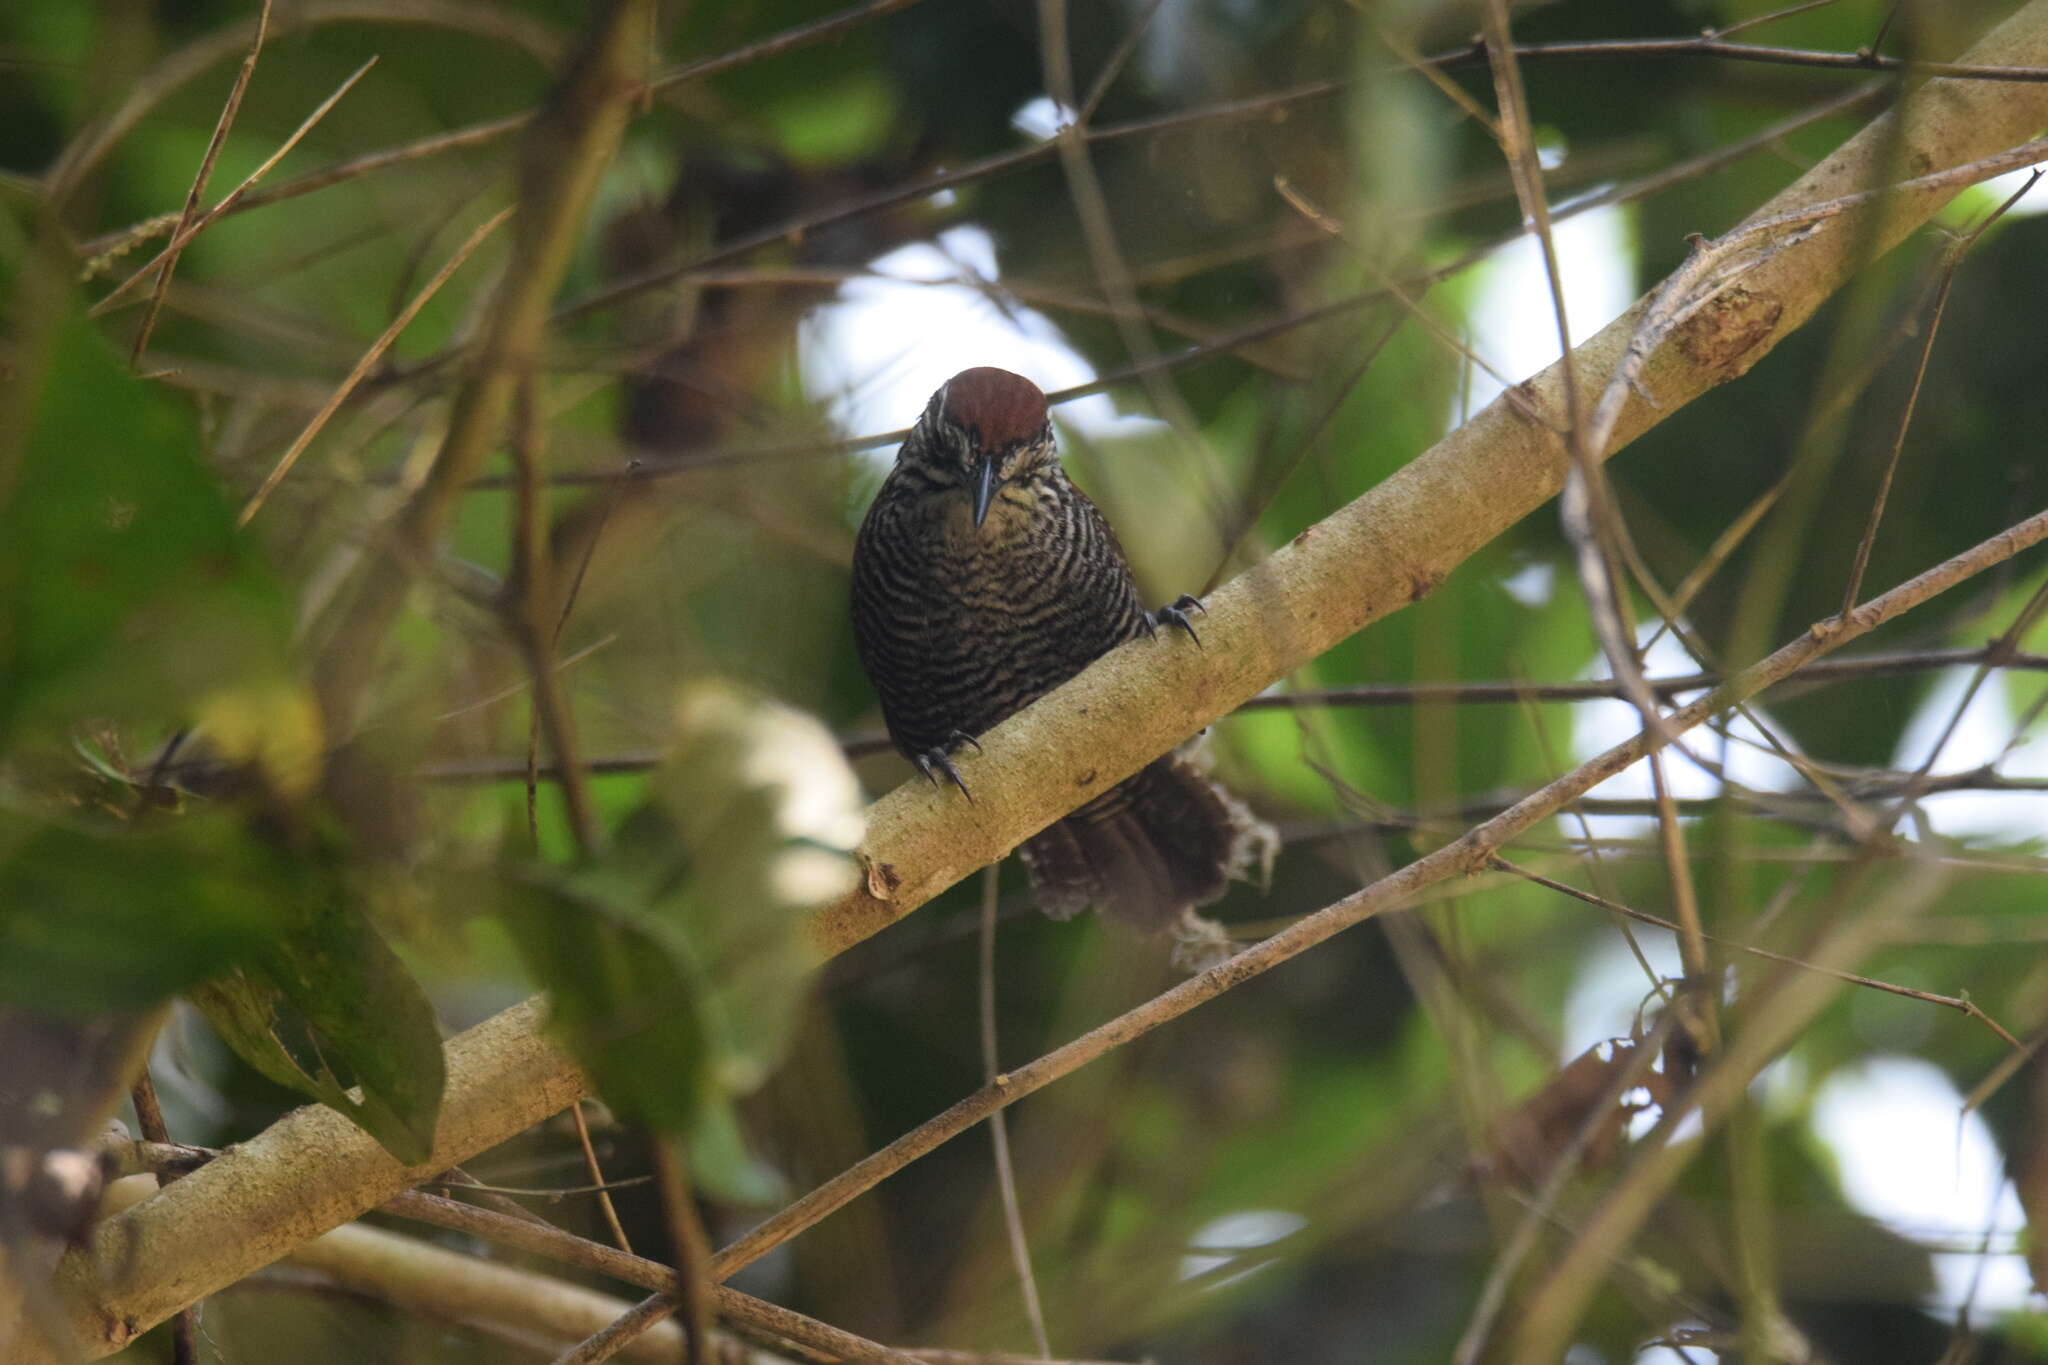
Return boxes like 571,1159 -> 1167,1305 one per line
914,742 -> 975,803
1145,592 -> 1206,647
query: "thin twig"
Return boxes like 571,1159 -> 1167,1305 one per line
1714,0 -> 1842,41
131,0 -> 272,368
439,1166 -> 562,1229
129,1070 -> 200,1365
396,646 -> 2048,784
398,768 -> 2048,850
238,206 -> 511,526
548,1289 -> 677,1365
570,1102 -> 634,1255
1644,467 -> 1796,652
554,465 -> 633,648
435,633 -> 619,724
1962,1032 -> 2046,1117
1484,0 -> 1714,1035
980,865 -> 1052,1357
90,56 -> 378,319
1271,175 -> 1545,423
642,0 -> 928,98
1491,858 -> 2025,1049
1838,170 -> 2040,612
1079,0 -> 1168,121
1376,14 -> 1501,135
425,1172 -> 652,1200
1201,308 -> 1404,593
705,1290 -> 926,1365
383,1190 -> 1004,1365
512,373 -> 600,853
1431,32 -> 2048,83
1720,134 -> 2048,260
651,1141 -> 711,1365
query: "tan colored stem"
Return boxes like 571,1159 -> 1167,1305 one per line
84,1175 -> 773,1365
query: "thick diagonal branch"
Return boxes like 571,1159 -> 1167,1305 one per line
809,0 -> 2048,953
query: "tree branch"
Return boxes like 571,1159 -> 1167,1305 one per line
808,0 -> 2048,954
31,1001 -> 586,1360
90,1174 -> 760,1365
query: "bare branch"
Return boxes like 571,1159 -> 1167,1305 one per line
129,0 -> 273,369
89,57 -> 378,320
980,867 -> 1052,1356
1491,858 -> 2025,1050
238,206 -> 511,526
1839,170 -> 2040,612
1431,31 -> 2048,83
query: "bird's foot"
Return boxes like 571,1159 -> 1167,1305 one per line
1141,593 -> 1206,647
913,729 -> 982,802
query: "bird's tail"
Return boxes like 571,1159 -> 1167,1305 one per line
1018,755 -> 1274,933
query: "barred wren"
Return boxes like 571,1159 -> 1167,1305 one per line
850,367 -> 1269,931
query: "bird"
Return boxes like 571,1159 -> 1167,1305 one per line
850,366 -> 1271,933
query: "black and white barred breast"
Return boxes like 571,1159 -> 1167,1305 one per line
850,464 -> 1147,758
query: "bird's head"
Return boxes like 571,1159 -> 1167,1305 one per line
900,367 -> 1057,529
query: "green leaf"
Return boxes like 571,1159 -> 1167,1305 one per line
685,1091 -> 789,1206
193,891 -> 447,1165
502,869 -> 713,1135
503,682 -> 862,1191
646,681 -> 861,1092
0,310 -> 293,750
0,814 -> 282,1012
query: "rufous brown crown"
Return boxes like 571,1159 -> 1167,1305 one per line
939,367 -> 1049,449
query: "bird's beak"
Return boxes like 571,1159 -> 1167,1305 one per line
971,459 -> 998,528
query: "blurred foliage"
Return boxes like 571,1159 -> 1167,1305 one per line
509,681 -> 860,1198
193,878 -> 447,1165
0,309 -> 293,747
1,0 -> 2047,1362
0,815 -> 285,1013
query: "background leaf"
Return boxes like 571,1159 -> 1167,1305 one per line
0,815 -> 283,1013
506,682 -> 861,1198
0,310 -> 293,752
193,884 -> 448,1166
